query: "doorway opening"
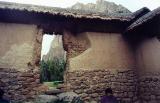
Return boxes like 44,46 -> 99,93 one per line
40,33 -> 66,85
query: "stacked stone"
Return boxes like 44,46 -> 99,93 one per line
63,32 -> 89,58
0,68 -> 43,102
67,43 -> 86,58
138,72 -> 160,103
66,69 -> 138,103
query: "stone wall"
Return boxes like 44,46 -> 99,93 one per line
0,68 -> 40,102
66,69 -> 138,103
0,23 -> 44,102
138,73 -> 160,103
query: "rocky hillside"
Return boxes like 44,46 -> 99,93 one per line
70,0 -> 131,14
42,35 -> 66,61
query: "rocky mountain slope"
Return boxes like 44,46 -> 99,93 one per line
70,0 -> 131,14
42,35 -> 66,61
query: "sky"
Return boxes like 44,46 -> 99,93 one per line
0,0 -> 159,57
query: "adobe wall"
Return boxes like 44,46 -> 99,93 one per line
136,37 -> 160,102
2,22 -> 159,103
0,23 -> 43,102
63,31 -> 138,102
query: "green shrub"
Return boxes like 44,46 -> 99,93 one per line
40,58 -> 66,82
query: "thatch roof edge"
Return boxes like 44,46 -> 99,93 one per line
0,1 -> 131,21
129,7 -> 150,22
125,7 -> 160,32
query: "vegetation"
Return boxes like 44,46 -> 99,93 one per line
42,81 -> 63,87
40,58 -> 66,82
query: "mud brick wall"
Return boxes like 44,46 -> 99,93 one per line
136,37 -> 160,102
63,31 -> 137,102
66,70 -> 138,103
0,23 -> 44,102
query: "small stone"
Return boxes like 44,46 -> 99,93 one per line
91,93 -> 98,98
128,92 -> 134,98
75,89 -> 83,94
57,92 -> 79,102
151,95 -> 156,100
123,98 -> 131,102
45,88 -> 63,95
21,73 -> 33,77
90,100 -> 97,103
57,84 -> 65,89
36,95 -> 58,103
153,78 -> 158,82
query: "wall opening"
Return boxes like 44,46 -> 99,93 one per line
40,33 -> 66,84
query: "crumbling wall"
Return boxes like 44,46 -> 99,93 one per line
63,31 -> 138,102
67,32 -> 135,71
63,31 -> 91,59
0,23 -> 44,102
136,37 -> 160,102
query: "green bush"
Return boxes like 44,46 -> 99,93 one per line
40,58 -> 66,82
